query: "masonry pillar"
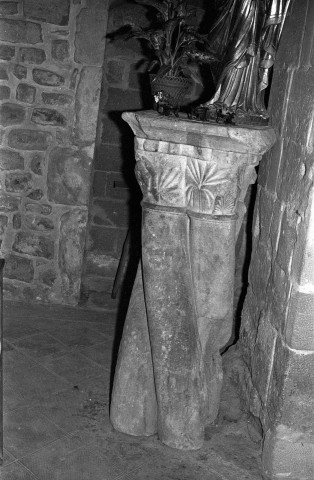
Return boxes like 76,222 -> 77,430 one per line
110,110 -> 276,449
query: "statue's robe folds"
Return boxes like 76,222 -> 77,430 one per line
206,0 -> 289,115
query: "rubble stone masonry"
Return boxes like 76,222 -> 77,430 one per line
0,0 -> 109,304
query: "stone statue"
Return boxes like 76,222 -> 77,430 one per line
198,0 -> 291,125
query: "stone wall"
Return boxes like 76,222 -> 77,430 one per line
81,0 -> 205,309
0,0 -> 109,305
239,1 -> 314,478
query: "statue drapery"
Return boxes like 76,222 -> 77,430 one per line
202,0 -> 290,124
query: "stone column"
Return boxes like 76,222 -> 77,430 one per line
110,111 -> 276,449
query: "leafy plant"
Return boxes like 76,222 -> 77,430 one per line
112,0 -> 217,85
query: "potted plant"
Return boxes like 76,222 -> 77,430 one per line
111,0 -> 216,114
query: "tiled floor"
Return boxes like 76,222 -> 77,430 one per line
1,301 -> 263,479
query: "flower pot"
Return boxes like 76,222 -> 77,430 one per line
150,74 -> 193,113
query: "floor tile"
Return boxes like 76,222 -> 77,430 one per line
78,340 -> 114,368
47,324 -> 108,347
3,321 -> 41,342
10,333 -> 68,361
4,348 -> 39,377
0,461 -> 39,479
44,352 -> 106,384
4,406 -> 67,458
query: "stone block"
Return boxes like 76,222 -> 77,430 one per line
31,108 -> 66,127
42,92 -> 73,106
87,225 -> 126,258
59,208 -> 88,302
248,241 -> 272,308
39,268 -> 57,287
0,2 -> 18,15
8,129 -> 52,150
276,208 -> 298,275
75,66 -> 102,143
285,288 -> 314,350
267,337 -> 314,440
32,68 -> 65,86
74,1 -> 108,66
30,153 -> 43,175
4,254 -> 34,283
0,193 -> 20,212
18,47 -> 45,64
0,66 -> 8,80
13,64 -> 27,79
12,213 -> 21,229
47,147 -> 91,206
257,188 -> 276,245
251,313 -> 277,404
267,262 -> 292,333
84,251 -> 119,277
25,202 -> 52,215
16,83 -> 36,104
0,215 -> 8,234
0,45 -> 15,60
51,39 -> 69,61
0,103 -> 26,127
91,198 -> 129,228
106,59 -> 125,85
92,171 -> 107,198
27,189 -> 43,200
291,192 -> 314,287
0,86 -> 10,100
105,171 -> 133,201
262,428 -> 314,480
94,143 -> 125,172
13,231 -> 54,259
5,172 -> 32,193
23,0 -> 70,26
0,149 -> 24,170
25,214 -> 54,231
0,19 -> 42,44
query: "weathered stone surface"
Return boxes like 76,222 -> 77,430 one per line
69,68 -> 78,89
0,19 -> 42,44
33,69 -> 65,86
0,103 -> 26,126
5,172 -> 32,193
25,202 -> 52,215
47,147 -> 91,205
285,288 -> 314,350
25,214 -> 54,231
19,47 -> 46,64
0,85 -> 10,100
13,231 -> 54,259
4,254 -> 34,283
30,154 -> 43,175
0,148 -> 24,170
0,215 -> 8,234
31,108 -> 66,127
91,199 -> 129,227
51,39 -> 69,61
0,45 -> 15,60
75,67 -> 102,143
39,268 -> 57,286
16,83 -> 36,104
8,129 -> 52,150
12,213 -> 21,229
74,1 -> 108,65
23,0 -> 70,26
0,2 -> 18,15
110,263 -> 157,437
0,193 -> 20,212
13,64 -> 27,79
0,66 -> 8,80
27,189 -> 43,200
42,92 -> 73,106
59,208 -> 88,302
84,251 -> 119,277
